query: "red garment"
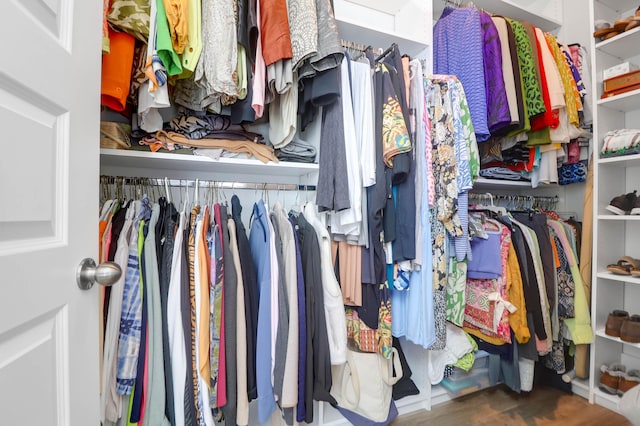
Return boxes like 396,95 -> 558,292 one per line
259,0 -> 293,65
483,147 -> 536,173
529,25 -> 558,132
138,328 -> 150,424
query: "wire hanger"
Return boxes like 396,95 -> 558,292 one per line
375,42 -> 398,63
164,177 -> 172,205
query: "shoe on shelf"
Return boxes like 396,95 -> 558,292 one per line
619,370 -> 640,395
620,314 -> 640,343
606,256 -> 640,275
631,195 -> 640,215
606,310 -> 630,337
607,191 -> 638,215
599,363 -> 626,395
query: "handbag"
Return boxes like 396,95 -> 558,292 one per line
619,384 -> 640,426
331,347 -> 403,422
345,282 -> 394,358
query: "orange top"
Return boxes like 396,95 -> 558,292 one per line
101,28 -> 135,112
259,0 -> 293,65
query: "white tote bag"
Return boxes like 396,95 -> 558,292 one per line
620,385 -> 640,426
331,347 -> 403,422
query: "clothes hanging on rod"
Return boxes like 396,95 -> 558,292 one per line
469,192 -> 560,211
433,4 -> 591,186
98,178 -> 428,426
426,206 -> 592,392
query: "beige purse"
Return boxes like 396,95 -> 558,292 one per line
100,122 -> 132,150
331,347 -> 403,422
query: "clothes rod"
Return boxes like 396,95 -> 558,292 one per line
100,176 -> 316,191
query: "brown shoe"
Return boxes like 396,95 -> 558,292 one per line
607,191 -> 638,215
619,369 -> 640,395
606,310 -> 630,337
620,315 -> 640,343
599,364 -> 626,394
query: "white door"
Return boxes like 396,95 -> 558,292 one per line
0,0 -> 101,424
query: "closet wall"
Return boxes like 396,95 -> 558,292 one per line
99,0 -> 596,423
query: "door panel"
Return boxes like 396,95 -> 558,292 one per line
0,0 -> 101,423
0,307 -> 69,424
0,81 -> 67,252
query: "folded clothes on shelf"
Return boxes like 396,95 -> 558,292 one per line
601,129 -> 640,157
479,167 -> 528,181
275,138 -> 317,163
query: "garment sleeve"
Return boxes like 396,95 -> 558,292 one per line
507,244 -> 531,344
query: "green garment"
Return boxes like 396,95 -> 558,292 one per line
156,0 -> 183,76
453,334 -> 478,372
446,259 -> 467,327
549,221 -> 593,345
506,19 -> 545,118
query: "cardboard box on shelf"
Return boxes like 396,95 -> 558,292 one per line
603,69 -> 640,97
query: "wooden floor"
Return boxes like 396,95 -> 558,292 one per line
391,385 -> 631,426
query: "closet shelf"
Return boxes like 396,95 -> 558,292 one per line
596,328 -> 640,349
597,88 -> 640,112
595,26 -> 640,59
596,214 -> 640,221
99,149 -> 319,183
596,271 -> 640,284
472,177 -> 556,190
598,153 -> 640,167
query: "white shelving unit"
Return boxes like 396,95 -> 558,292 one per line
589,0 -> 640,414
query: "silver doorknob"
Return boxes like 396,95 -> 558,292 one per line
76,258 -> 122,290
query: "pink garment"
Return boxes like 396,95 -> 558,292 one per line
464,223 -> 513,343
139,327 -> 149,424
423,104 -> 435,207
216,217 -> 227,408
251,0 -> 266,118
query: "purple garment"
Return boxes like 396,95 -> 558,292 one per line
291,218 -> 307,423
563,49 -> 586,94
480,12 -> 511,134
467,232 -> 502,279
434,7 -> 490,141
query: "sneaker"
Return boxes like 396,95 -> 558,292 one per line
605,310 -> 630,337
631,195 -> 640,215
619,369 -> 640,395
607,190 -> 637,215
620,314 -> 640,343
599,363 -> 626,395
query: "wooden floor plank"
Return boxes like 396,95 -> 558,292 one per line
391,385 -> 631,426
